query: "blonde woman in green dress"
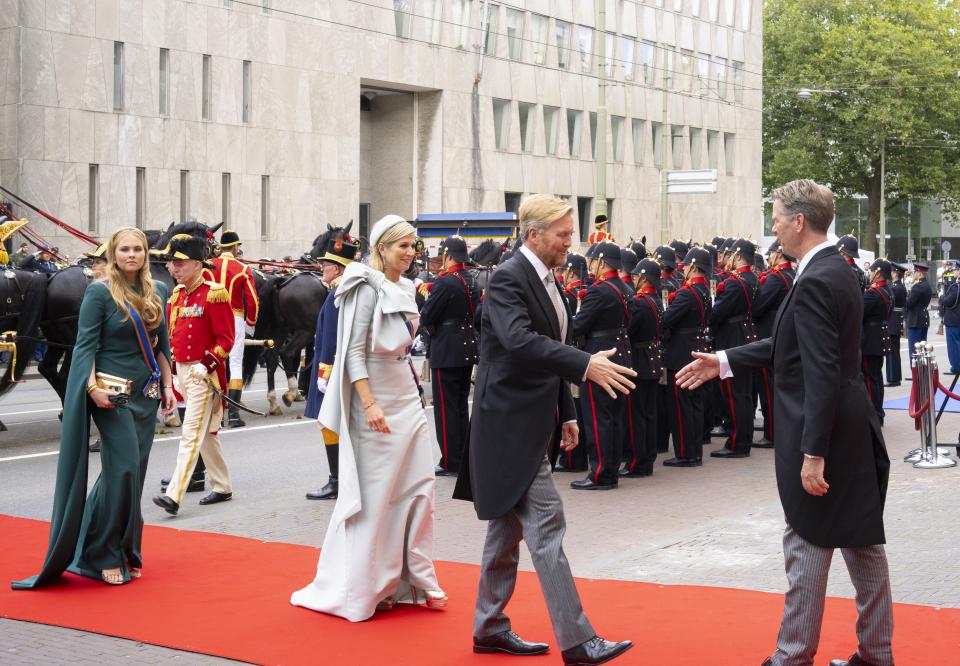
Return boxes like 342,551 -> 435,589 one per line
12,227 -> 176,589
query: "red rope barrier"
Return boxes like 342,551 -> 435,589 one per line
935,369 -> 960,401
908,366 -> 930,430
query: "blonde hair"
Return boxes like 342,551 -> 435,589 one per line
368,221 -> 417,273
104,227 -> 164,330
519,194 -> 573,240
771,179 -> 835,233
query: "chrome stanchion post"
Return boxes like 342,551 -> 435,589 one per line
914,343 -> 957,469
905,342 -> 928,463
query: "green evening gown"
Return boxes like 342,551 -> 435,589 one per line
12,280 -> 171,589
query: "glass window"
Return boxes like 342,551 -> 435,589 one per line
88,164 -> 99,233
732,60 -> 745,102
715,56 -> 727,98
506,8 -> 523,60
663,47 -> 675,89
691,0 -> 702,16
671,125 -> 685,169
679,48 -> 694,92
589,112 -> 598,159
483,4 -> 499,55
202,54 -> 212,120
261,175 -> 270,237
543,105 -> 560,155
113,42 -> 123,111
604,32 -> 616,77
567,109 -> 582,158
632,119 -> 645,164
394,0 -> 412,38
242,60 -> 252,123
696,53 -> 710,95
739,0 -> 752,30
577,25 -> 593,72
724,0 -> 736,26
518,102 -> 535,152
724,132 -> 735,175
136,167 -> 146,229
530,14 -> 548,65
652,122 -> 664,168
707,130 -> 721,169
641,40 -> 656,85
420,0 -> 441,43
689,128 -> 703,168
611,116 -> 625,161
450,0 -> 472,49
620,36 -> 635,80
159,48 -> 169,115
492,98 -> 510,150
708,0 -> 719,22
222,173 -> 231,227
555,20 -> 571,69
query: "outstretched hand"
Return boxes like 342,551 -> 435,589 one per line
675,352 -> 721,390
585,349 -> 637,398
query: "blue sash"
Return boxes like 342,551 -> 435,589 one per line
127,306 -> 161,399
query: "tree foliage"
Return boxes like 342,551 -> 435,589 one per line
763,0 -> 960,250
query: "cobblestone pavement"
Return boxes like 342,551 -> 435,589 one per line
2,341 -> 959,662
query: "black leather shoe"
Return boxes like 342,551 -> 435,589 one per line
152,494 -> 179,515
619,467 -> 652,478
561,636 -> 633,665
709,426 -> 729,437
753,438 -> 774,449
710,448 -> 750,458
160,477 -> 205,493
434,465 -> 457,477
198,491 -> 233,505
829,654 -> 881,666
570,477 -> 617,490
306,477 -> 338,500
662,457 -> 702,467
89,438 -> 101,452
473,630 -> 550,656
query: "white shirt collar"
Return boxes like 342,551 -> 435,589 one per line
795,238 -> 837,278
519,244 -> 551,282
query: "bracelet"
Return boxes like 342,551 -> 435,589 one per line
363,401 -> 377,410
162,385 -> 172,389
86,383 -> 98,394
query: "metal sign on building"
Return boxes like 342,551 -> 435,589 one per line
666,169 -> 719,195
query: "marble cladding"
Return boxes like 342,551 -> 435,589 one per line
3,0 -> 762,258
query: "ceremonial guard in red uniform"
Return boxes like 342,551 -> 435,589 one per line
419,236 -> 480,475
863,259 -> 893,425
587,214 -> 614,245
153,235 -> 235,516
571,242 -> 632,489
209,230 -> 259,427
709,239 -> 759,458
556,252 -> 590,473
751,240 -> 795,448
838,234 -> 868,291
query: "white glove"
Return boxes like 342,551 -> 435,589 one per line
245,323 -> 255,336
317,377 -> 328,394
188,363 -> 209,384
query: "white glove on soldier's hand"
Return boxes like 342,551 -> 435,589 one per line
188,363 -> 209,384
317,377 -> 328,394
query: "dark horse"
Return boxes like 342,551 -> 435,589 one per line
0,268 -> 47,430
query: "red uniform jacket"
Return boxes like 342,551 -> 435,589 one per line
206,253 -> 259,325
167,278 -> 235,395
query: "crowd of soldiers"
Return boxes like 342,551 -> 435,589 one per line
412,218 -> 935,492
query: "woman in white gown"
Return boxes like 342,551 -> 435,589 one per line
291,215 -> 447,621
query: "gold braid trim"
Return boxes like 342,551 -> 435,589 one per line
318,363 -> 333,380
212,344 -> 229,359
204,281 -> 230,303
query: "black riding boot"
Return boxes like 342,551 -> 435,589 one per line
226,388 -> 246,428
306,444 -> 339,500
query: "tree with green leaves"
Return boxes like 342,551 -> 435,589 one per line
763,0 -> 960,252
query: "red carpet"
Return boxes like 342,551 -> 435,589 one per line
1,515 -> 957,665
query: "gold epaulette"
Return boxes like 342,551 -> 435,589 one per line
204,281 -> 230,303
168,284 -> 184,304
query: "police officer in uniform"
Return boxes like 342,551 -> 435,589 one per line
419,236 -> 480,475
571,242 -> 632,489
751,240 -> 795,448
838,234 -> 868,291
556,253 -> 590,473
304,235 -> 360,500
661,247 -> 713,466
709,239 -> 759,458
623,258 -> 663,477
209,230 -> 260,428
885,263 -> 907,386
904,263 -> 933,361
152,235 -> 235,515
863,259 -> 893,424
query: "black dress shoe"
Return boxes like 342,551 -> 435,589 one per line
88,438 -> 101,453
306,477 -> 338,500
753,438 -> 774,449
160,477 -> 205,493
618,467 -> 652,478
710,448 -> 750,458
473,630 -> 550,656
570,477 -> 617,490
561,636 -> 633,665
709,426 -> 729,437
434,465 -> 457,477
198,491 -> 233,505
662,457 -> 702,467
829,654 -> 881,666
152,494 -> 179,515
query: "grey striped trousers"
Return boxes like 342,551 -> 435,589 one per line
770,525 -> 894,666
473,457 -> 595,651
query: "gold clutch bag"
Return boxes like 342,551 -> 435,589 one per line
96,372 -> 133,395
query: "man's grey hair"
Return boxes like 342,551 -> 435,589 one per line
518,194 -> 574,241
771,179 -> 835,233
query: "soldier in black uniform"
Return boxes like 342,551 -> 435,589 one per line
654,246 -> 681,298
669,239 -> 690,272
838,234 -> 868,291
556,253 -> 589,473
653,245 -> 680,454
661,247 -> 713,467
885,263 -> 908,386
751,240 -> 795,449
622,258 -> 664,477
571,242 -> 633,490
862,258 -> 892,424
419,236 -> 480,475
905,263 -> 933,362
709,239 -> 759,458
618,247 -> 639,296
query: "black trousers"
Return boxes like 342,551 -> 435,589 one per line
431,365 -> 472,472
719,374 -> 754,452
757,368 -> 774,441
557,394 -> 588,471
703,378 -> 721,440
667,370 -> 704,460
624,380 -> 658,474
862,355 -> 885,422
580,380 -> 625,485
656,383 -> 671,452
885,335 -> 901,383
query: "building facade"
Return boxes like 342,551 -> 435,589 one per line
0,0 -> 763,258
